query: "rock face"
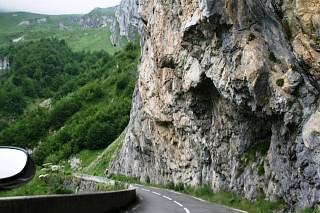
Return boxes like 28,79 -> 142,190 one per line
64,174 -> 116,193
110,0 -> 140,46
0,57 -> 9,75
79,16 -> 113,29
111,0 -> 320,208
79,8 -> 115,29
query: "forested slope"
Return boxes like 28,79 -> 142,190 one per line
0,38 -> 140,165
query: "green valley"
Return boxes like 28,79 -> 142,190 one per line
0,5 -> 139,199
0,38 -> 140,165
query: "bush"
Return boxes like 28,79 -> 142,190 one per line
0,109 -> 48,148
48,97 -> 81,129
269,52 -> 281,64
77,82 -> 104,102
282,18 -> 292,40
33,130 -> 72,164
0,87 -> 26,115
257,162 -> 265,176
38,163 -> 73,194
86,122 -> 117,150
0,120 -> 8,131
276,79 -> 285,87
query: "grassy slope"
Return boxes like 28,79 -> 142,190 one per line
0,170 -> 72,197
74,149 -> 104,170
83,130 -> 125,176
67,28 -> 115,53
0,11 -> 118,53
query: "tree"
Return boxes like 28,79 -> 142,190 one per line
86,122 -> 117,150
48,97 -> 81,129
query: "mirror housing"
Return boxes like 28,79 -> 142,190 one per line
0,147 -> 35,190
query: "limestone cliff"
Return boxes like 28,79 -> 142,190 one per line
0,57 -> 9,77
0,57 -> 9,70
110,0 -> 140,46
111,0 -> 320,208
75,7 -> 115,29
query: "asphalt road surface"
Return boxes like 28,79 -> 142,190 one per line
127,184 -> 246,213
74,174 -> 246,213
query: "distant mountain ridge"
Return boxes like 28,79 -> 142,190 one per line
0,6 -> 138,53
0,8 -> 115,30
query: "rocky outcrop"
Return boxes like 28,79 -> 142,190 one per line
65,174 -> 116,193
15,9 -> 115,30
79,8 -> 115,29
0,57 -> 9,76
79,16 -> 113,29
110,0 -> 140,46
111,0 -> 320,209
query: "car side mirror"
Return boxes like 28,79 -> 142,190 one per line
0,147 -> 35,190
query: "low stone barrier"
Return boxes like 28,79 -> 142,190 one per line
64,173 -> 119,193
0,189 -> 136,213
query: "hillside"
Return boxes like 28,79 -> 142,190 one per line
0,8 -> 119,53
0,38 -> 140,165
0,4 -> 141,198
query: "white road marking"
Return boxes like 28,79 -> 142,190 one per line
150,186 -> 161,190
169,190 -> 182,195
227,207 -> 248,213
191,196 -> 209,203
174,201 -> 183,207
134,186 -> 193,213
184,208 -> 191,213
162,195 -> 172,201
152,191 -> 161,196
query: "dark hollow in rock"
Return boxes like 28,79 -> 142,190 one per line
190,76 -> 219,120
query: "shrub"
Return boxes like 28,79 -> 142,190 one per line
276,79 -> 285,87
257,162 -> 265,176
282,19 -> 292,40
248,33 -> 256,42
269,52 -> 281,64
0,87 -> 26,115
86,122 -> 117,150
48,97 -> 81,129
77,82 -> 103,102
